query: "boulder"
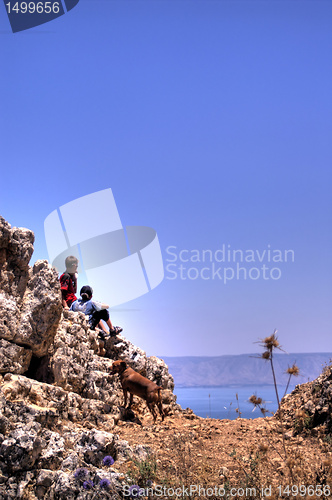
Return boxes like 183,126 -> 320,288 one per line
0,215 -> 178,498
18,260 -> 62,356
0,217 -> 62,358
0,339 -> 32,374
0,422 -> 44,473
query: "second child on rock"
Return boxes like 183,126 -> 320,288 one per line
70,285 -> 123,338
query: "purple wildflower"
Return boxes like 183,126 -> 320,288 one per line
102,455 -> 115,466
129,485 -> 140,498
100,478 -> 111,490
74,468 -> 87,480
83,480 -> 94,490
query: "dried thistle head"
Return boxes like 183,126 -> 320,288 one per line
256,329 -> 283,355
286,364 -> 300,376
258,443 -> 269,453
261,350 -> 271,360
262,332 -> 280,351
249,394 -> 262,406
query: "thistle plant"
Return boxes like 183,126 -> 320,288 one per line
74,468 -> 88,480
99,478 -> 111,490
257,330 -> 284,407
248,394 -> 269,417
83,480 -> 94,490
128,484 -> 141,498
255,330 -> 300,481
283,363 -> 300,398
235,393 -> 242,418
103,455 -> 115,466
73,458 -> 120,499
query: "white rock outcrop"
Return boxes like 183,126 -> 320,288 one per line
0,215 -> 177,499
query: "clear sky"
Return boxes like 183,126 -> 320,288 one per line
1,0 -> 331,357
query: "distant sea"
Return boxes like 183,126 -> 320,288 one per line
174,385 -> 297,420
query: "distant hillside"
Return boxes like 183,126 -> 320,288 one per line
161,353 -> 332,387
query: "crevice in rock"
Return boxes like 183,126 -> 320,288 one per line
24,355 -> 54,384
0,336 -> 31,350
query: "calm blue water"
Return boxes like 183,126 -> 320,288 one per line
174,385 -> 296,420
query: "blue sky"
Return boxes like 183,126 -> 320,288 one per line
1,0 -> 331,357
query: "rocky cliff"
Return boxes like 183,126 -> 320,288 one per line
0,216 -> 177,499
1,216 -> 332,500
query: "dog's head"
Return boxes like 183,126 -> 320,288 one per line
110,360 -> 127,375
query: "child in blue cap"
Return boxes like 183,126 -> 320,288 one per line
70,285 -> 123,338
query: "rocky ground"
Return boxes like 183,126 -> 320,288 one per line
113,367 -> 332,500
0,216 -> 331,499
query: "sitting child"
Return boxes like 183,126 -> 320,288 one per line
59,255 -> 79,309
70,285 -> 123,338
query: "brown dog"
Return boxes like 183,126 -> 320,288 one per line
111,360 -> 164,422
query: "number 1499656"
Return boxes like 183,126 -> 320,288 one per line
6,2 -> 60,14
277,485 -> 331,497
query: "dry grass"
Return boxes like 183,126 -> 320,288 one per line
111,332 -> 332,499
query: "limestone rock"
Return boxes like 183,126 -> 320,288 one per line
279,363 -> 332,433
76,430 -> 116,467
107,334 -> 147,372
0,216 -> 62,359
0,374 -> 110,426
146,355 -> 175,391
0,215 -> 179,498
0,294 -> 19,343
35,469 -> 58,499
0,217 -> 33,298
17,260 -> 62,356
0,421 -> 43,473
0,338 -> 32,374
47,310 -> 176,406
37,430 -> 66,470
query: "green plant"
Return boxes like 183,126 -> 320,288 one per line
323,433 -> 332,444
228,448 -> 265,498
127,453 -> 157,487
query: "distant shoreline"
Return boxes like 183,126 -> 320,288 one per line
174,383 -> 298,389
161,352 -> 332,388
160,352 -> 332,358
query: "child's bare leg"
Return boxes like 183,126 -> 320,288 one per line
106,318 -> 114,330
98,320 -> 108,332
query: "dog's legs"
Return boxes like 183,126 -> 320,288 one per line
128,393 -> 134,408
123,389 -> 128,408
155,389 -> 164,421
157,400 -> 164,421
147,402 -> 157,422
